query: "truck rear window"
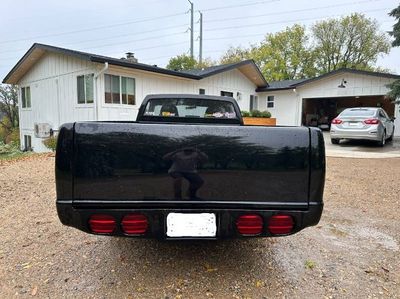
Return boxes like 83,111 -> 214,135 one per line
143,98 -> 238,119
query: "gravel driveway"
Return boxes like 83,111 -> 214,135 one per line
0,156 -> 399,298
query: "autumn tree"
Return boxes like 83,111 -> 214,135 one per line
312,13 -> 391,73
220,46 -> 251,64
166,54 -> 215,71
0,84 -> 19,143
387,4 -> 400,100
250,24 -> 316,81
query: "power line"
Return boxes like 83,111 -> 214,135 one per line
0,31 -> 187,55
205,0 -> 384,23
0,38 -> 189,63
1,0 -> 166,23
201,0 -> 280,12
0,11 -> 187,45
204,7 -> 390,32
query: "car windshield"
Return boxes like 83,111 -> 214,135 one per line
143,98 -> 238,119
340,109 -> 376,117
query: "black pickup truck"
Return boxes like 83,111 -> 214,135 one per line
56,94 -> 325,239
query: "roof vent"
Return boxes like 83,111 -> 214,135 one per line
125,52 -> 138,63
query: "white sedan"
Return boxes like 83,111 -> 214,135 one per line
330,107 -> 395,146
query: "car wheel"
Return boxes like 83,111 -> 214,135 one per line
387,128 -> 394,142
378,131 -> 386,147
331,138 -> 340,145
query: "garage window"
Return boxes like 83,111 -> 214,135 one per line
267,96 -> 274,108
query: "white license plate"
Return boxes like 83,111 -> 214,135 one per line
166,213 -> 216,237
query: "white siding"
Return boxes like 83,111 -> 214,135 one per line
257,90 -> 300,126
17,56 -> 258,152
96,66 -> 257,121
297,73 -> 395,99
18,52 -> 98,152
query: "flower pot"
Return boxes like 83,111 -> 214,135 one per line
243,117 -> 276,126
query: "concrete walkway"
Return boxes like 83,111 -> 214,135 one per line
323,132 -> 400,159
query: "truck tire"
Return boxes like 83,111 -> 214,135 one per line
331,138 -> 340,145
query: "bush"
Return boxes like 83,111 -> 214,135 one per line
0,140 -> 21,155
259,110 -> 272,118
241,110 -> 250,117
250,109 -> 262,117
43,136 -> 57,152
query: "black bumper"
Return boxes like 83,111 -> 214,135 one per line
57,201 -> 323,240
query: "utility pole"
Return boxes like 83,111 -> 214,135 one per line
188,0 -> 194,58
199,11 -> 203,64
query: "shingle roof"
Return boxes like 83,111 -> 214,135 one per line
180,61 -> 247,76
266,79 -> 309,90
2,43 -> 267,86
257,68 -> 400,92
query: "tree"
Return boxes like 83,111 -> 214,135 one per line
0,84 -> 19,143
250,25 -> 317,81
0,84 -> 19,128
220,46 -> 250,64
166,54 -> 216,71
312,13 -> 391,73
387,4 -> 400,100
389,4 -> 400,47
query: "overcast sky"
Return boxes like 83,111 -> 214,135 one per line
0,0 -> 399,81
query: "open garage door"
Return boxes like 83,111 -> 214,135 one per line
302,95 -> 395,128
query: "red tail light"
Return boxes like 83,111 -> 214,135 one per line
89,214 -> 116,234
268,215 -> 294,235
236,214 -> 263,235
331,118 -> 342,124
122,214 -> 148,235
364,118 -> 380,125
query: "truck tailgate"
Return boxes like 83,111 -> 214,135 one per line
72,122 -> 315,208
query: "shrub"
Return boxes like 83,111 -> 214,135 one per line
43,136 -> 57,152
241,110 -> 250,117
250,109 -> 262,117
0,140 -> 21,155
259,110 -> 272,118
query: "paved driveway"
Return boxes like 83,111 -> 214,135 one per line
323,132 -> 400,158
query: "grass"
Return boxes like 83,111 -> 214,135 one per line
0,151 -> 34,162
305,260 -> 316,270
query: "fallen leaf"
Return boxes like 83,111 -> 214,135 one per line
255,280 -> 264,288
204,264 -> 218,272
31,286 -> 38,296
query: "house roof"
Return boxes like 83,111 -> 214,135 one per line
256,68 -> 400,92
2,43 -> 267,87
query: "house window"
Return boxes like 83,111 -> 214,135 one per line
250,95 -> 258,110
24,135 -> 32,151
105,74 -> 135,105
220,91 -> 233,97
199,88 -> 205,95
77,74 -> 94,104
267,95 -> 275,108
21,86 -> 31,108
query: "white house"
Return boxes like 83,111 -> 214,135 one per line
2,43 -> 400,152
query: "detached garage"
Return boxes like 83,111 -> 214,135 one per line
257,68 -> 400,136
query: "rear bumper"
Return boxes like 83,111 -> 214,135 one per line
56,200 -> 323,240
330,125 -> 383,141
